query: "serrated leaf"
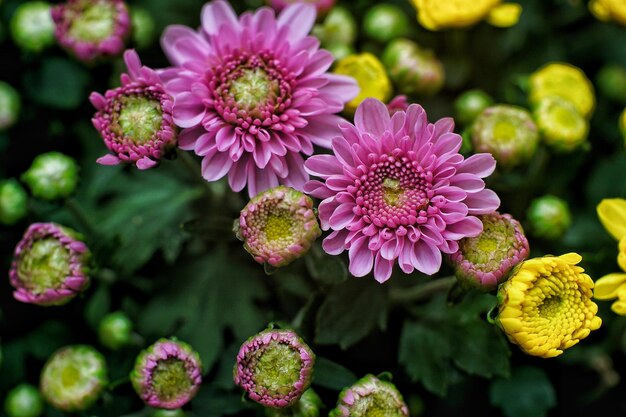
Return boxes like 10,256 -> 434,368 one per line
489,366 -> 557,417
315,279 -> 388,349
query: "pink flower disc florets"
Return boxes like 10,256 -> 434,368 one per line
159,0 -> 359,197
305,98 -> 501,283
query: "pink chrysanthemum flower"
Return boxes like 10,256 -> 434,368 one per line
159,0 -> 359,197
130,338 -> 203,409
9,222 -> 91,306
51,0 -> 131,63
89,49 -> 177,170
234,328 -> 315,408
304,98 -> 501,283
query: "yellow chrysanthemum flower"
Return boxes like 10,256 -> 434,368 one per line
496,253 -> 602,358
332,52 -> 391,114
589,0 -> 626,25
409,0 -> 522,31
594,199 -> 626,314
529,62 -> 596,118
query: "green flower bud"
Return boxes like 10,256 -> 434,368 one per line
0,81 -> 21,131
151,409 -> 187,417
533,96 -> 588,152
4,384 -> 45,417
9,1 -> 56,53
471,104 -> 539,169
21,152 -> 80,201
0,179 -> 28,225
98,311 -> 134,350
526,195 -> 572,240
596,64 -> 626,105
265,389 -> 323,417
313,6 -> 357,46
454,89 -> 494,126
40,345 -> 108,412
382,38 -> 445,97
130,7 -> 156,50
362,4 -> 409,44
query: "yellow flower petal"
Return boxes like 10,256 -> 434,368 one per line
589,0 -> 611,21
597,198 -> 626,241
618,237 -> 626,272
558,252 -> 582,265
487,3 -> 522,27
593,273 -> 626,300
612,300 -> 626,315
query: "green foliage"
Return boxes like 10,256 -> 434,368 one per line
489,366 -> 557,417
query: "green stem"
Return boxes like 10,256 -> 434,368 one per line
108,375 -> 130,391
389,276 -> 456,304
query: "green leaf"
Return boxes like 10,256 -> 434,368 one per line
84,283 -> 111,328
312,356 -> 358,391
489,366 -> 557,417
315,279 -> 388,349
305,243 -> 348,286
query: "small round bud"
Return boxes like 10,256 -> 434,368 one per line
21,152 -> 79,201
98,311 -> 133,350
526,195 -> 572,240
596,64 -> 626,104
266,0 -> 335,17
265,389 -> 323,417
130,7 -> 156,49
4,384 -> 45,417
333,53 -> 392,114
529,62 -> 595,118
471,104 -> 539,170
362,4 -> 410,44
329,374 -> 409,417
9,1 -> 55,53
0,81 -> 21,131
51,0 -> 131,63
234,328 -> 315,408
40,345 -> 108,412
533,96 -> 589,152
10,222 -> 91,306
313,6 -> 357,46
130,338 -> 203,409
0,179 -> 28,225
454,89 -> 494,126
382,38 -> 445,97
449,212 -> 530,292
237,186 -> 322,268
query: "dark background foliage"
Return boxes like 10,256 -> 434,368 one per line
1,0 -> 626,416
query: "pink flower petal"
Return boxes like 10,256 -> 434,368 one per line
173,92 -> 206,128
354,98 -> 391,138
458,153 -> 497,178
277,3 -> 316,41
348,235 -> 374,277
465,189 -> 501,215
374,254 -> 394,283
201,0 -> 241,37
412,240 -> 442,276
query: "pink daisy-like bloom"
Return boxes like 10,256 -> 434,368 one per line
159,0 -> 359,197
304,98 -> 501,283
51,0 -> 131,63
89,49 -> 177,170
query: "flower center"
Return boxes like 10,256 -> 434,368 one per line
17,238 -> 70,294
538,295 -> 563,318
67,0 -> 117,42
151,359 -> 193,402
264,211 -> 295,243
253,342 -> 302,397
492,120 -> 517,142
460,216 -> 515,268
113,95 -> 163,144
355,155 -> 433,229
351,391 -> 405,417
61,364 -> 81,388
229,68 -> 277,110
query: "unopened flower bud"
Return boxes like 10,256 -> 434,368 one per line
362,4 -> 410,43
4,384 -> 44,417
40,345 -> 108,412
526,195 -> 572,240
449,212 -> 529,292
236,186 -> 321,268
234,328 -> 315,408
90,50 -> 177,170
596,64 -> 626,104
329,374 -> 409,417
454,89 -> 494,126
10,222 -> 91,306
0,179 -> 28,225
130,338 -> 203,409
0,81 -> 21,130
9,1 -> 55,53
471,104 -> 539,169
529,62 -> 595,118
267,0 -> 335,17
333,53 -> 391,114
589,0 -> 626,25
386,95 -> 409,116
382,38 -> 445,97
265,389 -> 323,417
533,96 -> 589,152
21,152 -> 79,201
312,6 -> 357,46
98,310 -> 133,350
51,0 -> 131,63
